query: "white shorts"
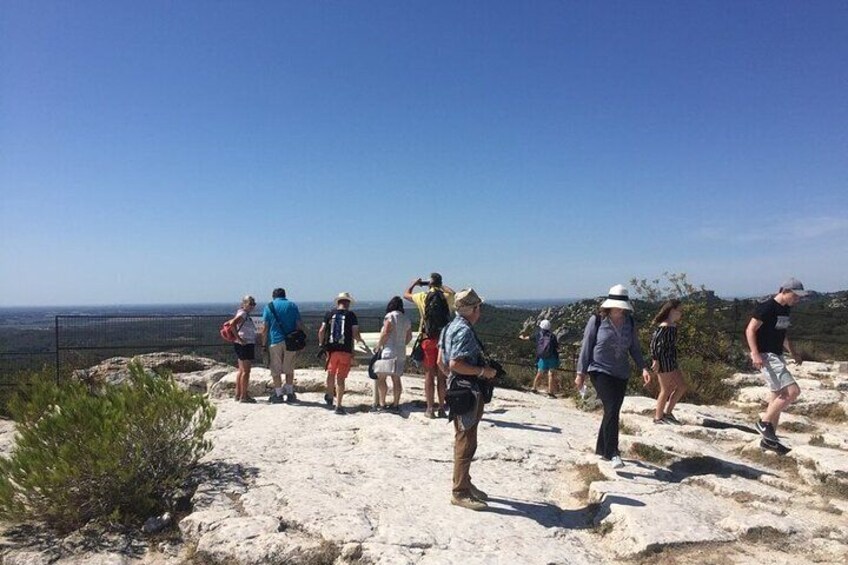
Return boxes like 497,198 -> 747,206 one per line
761,353 -> 797,392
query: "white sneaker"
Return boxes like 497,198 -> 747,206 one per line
611,456 -> 624,469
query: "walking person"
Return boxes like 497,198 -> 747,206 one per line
650,300 -> 686,424
745,278 -> 807,450
532,319 -> 560,397
318,292 -> 370,415
373,296 -> 413,413
574,285 -> 651,469
261,287 -> 304,404
227,295 -> 258,403
440,289 -> 497,511
404,272 -> 455,418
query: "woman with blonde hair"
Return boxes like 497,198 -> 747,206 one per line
226,295 -> 258,403
650,299 -> 686,425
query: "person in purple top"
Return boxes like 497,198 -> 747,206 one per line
575,284 -> 652,469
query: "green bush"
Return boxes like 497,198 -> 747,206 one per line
0,361 -> 215,533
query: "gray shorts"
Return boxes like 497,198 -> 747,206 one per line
760,353 -> 797,392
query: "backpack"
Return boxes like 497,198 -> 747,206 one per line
422,289 -> 451,339
588,313 -> 634,365
219,316 -> 246,343
327,310 -> 352,348
536,330 -> 557,359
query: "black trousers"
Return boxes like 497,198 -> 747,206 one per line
590,371 -> 628,459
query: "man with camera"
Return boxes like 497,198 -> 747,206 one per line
404,272 -> 455,419
439,288 -> 497,511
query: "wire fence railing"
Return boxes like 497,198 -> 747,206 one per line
1,310 -> 848,388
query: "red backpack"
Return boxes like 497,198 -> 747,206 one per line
220,318 -> 244,343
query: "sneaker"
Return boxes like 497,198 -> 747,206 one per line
388,404 -> 400,414
760,438 -> 791,455
269,393 -> 285,404
663,413 -> 682,425
469,483 -> 489,501
285,392 -> 298,403
371,405 -> 384,414
610,456 -> 625,469
425,409 -> 436,419
240,396 -> 257,404
323,393 -> 333,406
756,420 -> 779,442
437,408 -> 448,419
335,406 -> 346,415
450,495 -> 488,511
653,418 -> 668,425
547,392 -> 557,399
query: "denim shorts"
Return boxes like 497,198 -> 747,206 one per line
761,353 -> 797,392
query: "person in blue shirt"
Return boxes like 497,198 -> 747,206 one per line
575,284 -> 651,469
260,287 -> 303,404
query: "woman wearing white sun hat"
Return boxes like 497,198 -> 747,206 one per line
575,284 -> 652,469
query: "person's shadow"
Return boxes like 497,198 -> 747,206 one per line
480,417 -> 561,434
483,496 -> 643,529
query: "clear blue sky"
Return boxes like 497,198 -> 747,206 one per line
2,1 -> 846,306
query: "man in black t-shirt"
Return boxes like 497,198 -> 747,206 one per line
318,292 -> 369,415
745,278 -> 808,444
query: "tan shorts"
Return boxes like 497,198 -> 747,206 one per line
269,342 -> 297,377
761,353 -> 797,392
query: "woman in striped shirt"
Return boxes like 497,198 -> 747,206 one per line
650,299 -> 687,425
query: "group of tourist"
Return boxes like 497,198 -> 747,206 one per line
225,274 -> 810,510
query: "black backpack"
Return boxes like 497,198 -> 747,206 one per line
422,289 -> 451,339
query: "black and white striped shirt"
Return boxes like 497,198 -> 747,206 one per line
650,325 -> 678,372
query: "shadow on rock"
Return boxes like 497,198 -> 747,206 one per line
481,417 -> 561,434
616,456 -> 776,484
1,523 -> 148,560
193,460 -> 261,490
485,497 -> 601,529
701,417 -> 758,435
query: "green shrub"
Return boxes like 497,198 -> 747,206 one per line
0,361 -> 215,533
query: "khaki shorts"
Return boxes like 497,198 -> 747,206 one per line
269,342 -> 297,377
761,353 -> 797,392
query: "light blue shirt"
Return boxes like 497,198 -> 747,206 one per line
440,314 -> 483,368
262,298 -> 301,345
577,314 -> 646,380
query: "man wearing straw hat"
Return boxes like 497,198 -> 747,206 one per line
318,292 -> 370,415
440,288 -> 497,510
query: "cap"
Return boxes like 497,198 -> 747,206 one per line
780,278 -> 809,297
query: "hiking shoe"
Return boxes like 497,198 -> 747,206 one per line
324,393 -> 333,406
611,456 -> 625,469
285,392 -> 298,403
335,406 -> 346,415
269,393 -> 285,404
760,438 -> 791,455
450,495 -> 488,511
437,408 -> 448,419
240,396 -> 257,404
469,483 -> 489,501
653,418 -> 668,425
756,420 -> 779,442
425,409 -> 436,419
663,413 -> 682,425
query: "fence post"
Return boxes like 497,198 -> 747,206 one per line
54,316 -> 60,384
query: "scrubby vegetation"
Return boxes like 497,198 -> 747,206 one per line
0,361 -> 215,533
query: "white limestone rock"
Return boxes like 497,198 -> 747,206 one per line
791,445 -> 848,485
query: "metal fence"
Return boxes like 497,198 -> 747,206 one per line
1,309 -> 847,388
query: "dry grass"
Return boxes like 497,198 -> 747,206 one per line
805,403 -> 847,423
629,442 -> 674,466
736,447 -> 800,477
779,420 -> 817,433
573,463 -> 606,501
619,419 -> 637,435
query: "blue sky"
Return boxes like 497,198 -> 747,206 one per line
2,1 -> 846,306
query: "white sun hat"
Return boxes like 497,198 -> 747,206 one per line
600,284 -> 633,311
539,319 -> 552,330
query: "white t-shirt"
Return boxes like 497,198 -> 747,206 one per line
235,308 -> 257,344
381,311 -> 411,360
